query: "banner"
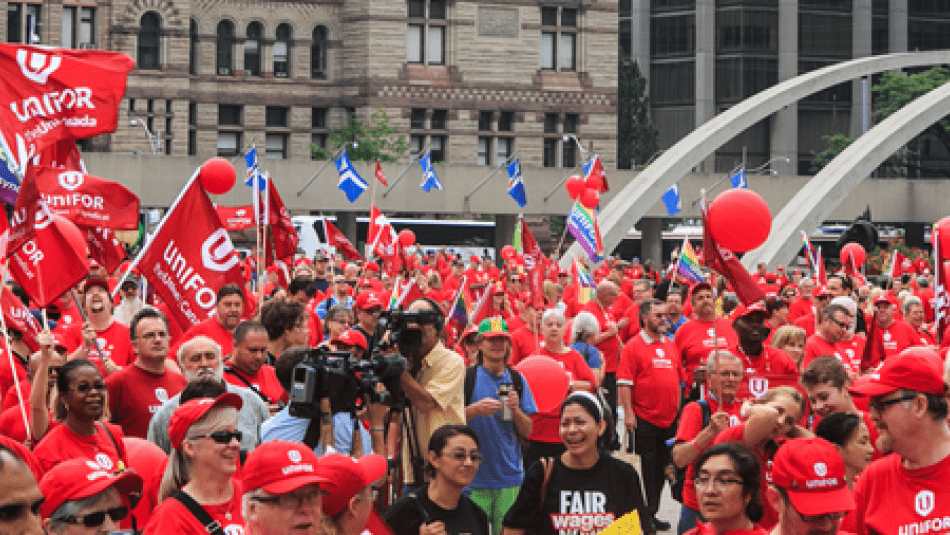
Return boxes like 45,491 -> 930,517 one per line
323,219 -> 361,260
8,216 -> 89,308
86,227 -> 127,274
1,287 -> 42,352
521,218 -> 545,308
701,206 -> 764,306
215,205 -> 255,231
566,202 -> 604,263
259,176 -> 297,263
33,166 -> 139,229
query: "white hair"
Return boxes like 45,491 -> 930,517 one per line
570,312 -> 600,342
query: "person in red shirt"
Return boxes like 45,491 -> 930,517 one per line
849,347 -> 950,535
64,277 -> 135,376
618,298 -> 685,532
581,281 -> 623,412
787,278 -> 815,322
801,356 -> 881,456
903,296 -> 936,348
224,321 -> 287,408
802,303 -> 854,371
106,309 -> 187,439
288,277 -> 324,348
170,283 -> 245,360
792,285 -> 830,338
729,304 -> 798,390
675,282 -> 738,399
863,293 -> 921,370
508,301 -> 541,365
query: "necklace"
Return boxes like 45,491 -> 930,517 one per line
209,500 -> 232,521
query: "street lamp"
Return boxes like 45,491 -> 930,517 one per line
129,117 -> 161,155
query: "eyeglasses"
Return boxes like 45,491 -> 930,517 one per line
71,382 -> 107,394
63,505 -> 128,528
442,451 -> 484,463
789,501 -> 846,523
868,393 -> 918,413
136,331 -> 169,340
189,430 -> 243,444
0,498 -> 43,522
829,316 -> 852,330
694,476 -> 743,491
251,490 -> 322,510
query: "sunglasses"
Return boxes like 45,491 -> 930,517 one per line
0,497 -> 43,522
71,382 -> 107,394
442,450 -> 484,463
189,430 -> 243,444
63,505 -> 128,528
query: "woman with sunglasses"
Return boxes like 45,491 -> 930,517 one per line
321,305 -> 355,347
503,392 -> 649,535
39,458 -> 143,535
384,424 -> 490,535
145,393 -> 245,534
32,359 -> 127,473
686,443 -> 767,535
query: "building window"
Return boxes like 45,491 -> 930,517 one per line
8,3 -> 41,44
188,102 -> 196,156
217,132 -> 241,156
312,26 -> 328,79
216,20 -> 234,76
430,135 -> 446,162
476,110 -> 515,166
62,6 -> 95,49
411,108 -> 426,129
244,22 -> 262,76
407,0 -> 446,65
478,111 -> 493,132
499,111 -> 513,132
189,19 -> 197,74
410,109 -> 448,162
431,109 -> 447,130
497,137 -> 512,162
542,113 -> 578,167
218,104 -> 242,156
311,107 -> 328,160
274,23 -> 291,77
266,106 -> 289,127
265,133 -> 288,159
540,7 -> 577,71
477,137 -> 491,166
543,138 -> 558,167
219,104 -> 242,126
138,12 -> 161,70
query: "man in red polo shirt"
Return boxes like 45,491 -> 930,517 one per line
802,303 -> 856,371
581,281 -> 622,411
171,283 -> 244,358
618,298 -> 684,533
674,282 -> 737,399
65,277 -> 135,376
730,303 -> 798,384
793,284 -> 830,337
224,320 -> 286,408
788,278 -> 815,322
863,294 -> 921,371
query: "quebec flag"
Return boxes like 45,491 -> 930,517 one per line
335,151 -> 367,203
730,168 -> 747,189
506,158 -> 527,208
662,183 -> 681,216
419,151 -> 443,192
244,147 -> 265,191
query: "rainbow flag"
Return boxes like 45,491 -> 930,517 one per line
566,202 -> 604,263
675,238 -> 705,283
445,276 -> 468,326
572,257 -> 595,305
801,230 -> 818,272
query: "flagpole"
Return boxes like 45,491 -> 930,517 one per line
701,188 -> 721,385
258,175 -> 270,318
0,262 -> 31,447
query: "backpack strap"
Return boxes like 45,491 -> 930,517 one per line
223,366 -> 270,404
172,491 -> 227,535
699,400 -> 711,428
464,365 -> 477,406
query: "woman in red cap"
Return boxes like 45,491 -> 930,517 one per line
144,393 -> 245,534
319,453 -> 387,535
39,458 -> 143,534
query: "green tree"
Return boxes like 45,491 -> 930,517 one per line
810,133 -> 854,174
617,60 -> 659,170
310,107 -> 408,162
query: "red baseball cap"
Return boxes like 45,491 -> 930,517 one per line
770,437 -> 855,516
332,329 -> 368,351
82,277 -> 110,293
320,453 -> 387,516
168,393 -> 243,449
490,281 -> 506,295
39,459 -> 143,519
354,292 -> 383,311
733,302 -> 769,319
873,294 -> 897,307
814,286 -> 831,298
241,441 -> 329,495
51,333 -> 67,351
849,347 -> 947,398
363,262 -> 379,272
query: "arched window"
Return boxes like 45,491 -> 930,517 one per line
216,20 -> 234,75
274,23 -> 291,77
138,12 -> 161,70
311,25 -> 328,79
244,22 -> 262,76
189,19 -> 197,74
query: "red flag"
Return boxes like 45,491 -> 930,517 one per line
260,178 -> 298,263
86,227 -> 127,273
701,208 -> 765,306
814,247 -> 827,285
323,219 -> 361,260
33,166 -> 139,229
587,155 -> 609,193
0,45 -> 134,158
8,216 -> 89,308
391,278 -> 423,309
36,138 -> 84,171
215,205 -> 255,231
934,230 -> 950,344
1,287 -> 41,352
520,218 -> 545,308
375,160 -> 388,186
368,204 -> 398,260
7,174 -> 49,255
138,178 -> 243,329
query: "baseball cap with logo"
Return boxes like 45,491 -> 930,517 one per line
770,437 -> 855,516
241,440 -> 329,494
39,459 -> 143,519
320,453 -> 387,516
732,302 -> 769,320
168,393 -> 243,449
849,347 -> 947,398
332,329 -> 368,351
873,294 -> 897,307
354,292 -> 383,311
82,277 -> 110,293
478,317 -> 510,339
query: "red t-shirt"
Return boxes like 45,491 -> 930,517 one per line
853,451 -> 950,535
793,314 -> 817,338
863,320 -> 921,370
581,300 -> 621,373
677,396 -> 744,511
712,424 -> 779,529
527,346 -> 597,444
788,297 -> 814,322
839,335 -> 867,374
171,317 -> 235,359
674,318 -> 739,379
51,305 -> 83,334
223,363 -> 288,405
33,422 -> 127,473
143,482 -> 245,535
508,325 -> 541,366
732,345 -> 798,377
802,334 -> 859,372
617,333 -> 684,427
914,326 -> 937,347
106,365 -> 187,439
0,350 -> 28,410
64,321 -> 136,372
2,379 -> 29,412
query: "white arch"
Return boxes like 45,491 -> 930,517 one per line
561,51 -> 950,268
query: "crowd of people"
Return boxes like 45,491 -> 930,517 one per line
0,246 -> 947,535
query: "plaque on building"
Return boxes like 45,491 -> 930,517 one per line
477,7 -> 519,38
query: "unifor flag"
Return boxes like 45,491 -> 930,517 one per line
701,202 -> 764,306
33,166 -> 139,230
662,183 -> 681,216
8,215 -> 89,308
260,176 -> 297,262
215,205 -> 255,231
1,286 -> 41,352
85,227 -> 127,274
506,158 -> 527,208
419,151 -> 443,192
323,219 -> 361,260
335,151 -> 367,203
730,168 -> 747,189
583,155 -> 609,193
0,44 -> 134,162
137,174 -> 244,329
566,202 -> 604,263
520,218 -> 545,308
7,172 -> 48,253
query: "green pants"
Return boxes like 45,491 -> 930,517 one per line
470,486 -> 521,535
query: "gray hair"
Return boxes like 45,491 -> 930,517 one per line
903,295 -> 923,316
570,312 -> 600,342
541,308 -> 565,324
706,351 -> 741,373
177,335 -> 222,365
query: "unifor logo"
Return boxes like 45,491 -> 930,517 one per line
16,49 -> 62,84
201,228 -> 239,272
916,490 -> 935,517
288,450 -> 302,463
58,171 -> 83,191
749,377 -> 769,398
94,453 -> 113,471
813,462 -> 827,477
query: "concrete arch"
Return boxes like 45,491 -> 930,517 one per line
561,51 -> 950,268
741,79 -> 950,270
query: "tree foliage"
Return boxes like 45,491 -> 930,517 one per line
810,134 -> 854,174
310,107 -> 408,162
617,61 -> 659,170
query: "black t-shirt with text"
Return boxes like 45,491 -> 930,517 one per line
384,484 -> 490,535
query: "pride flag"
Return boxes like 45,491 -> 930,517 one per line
566,202 -> 604,263
675,238 -> 704,283
572,258 -> 595,305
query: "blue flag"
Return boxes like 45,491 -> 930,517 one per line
506,158 -> 527,208
419,151 -> 443,192
730,168 -> 747,189
662,183 -> 681,216
335,151 -> 367,203
244,147 -> 265,190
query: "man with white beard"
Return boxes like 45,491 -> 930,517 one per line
146,335 -> 270,453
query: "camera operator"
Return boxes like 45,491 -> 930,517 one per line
398,298 -> 466,492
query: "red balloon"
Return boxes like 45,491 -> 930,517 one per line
707,189 -> 771,252
200,157 -> 237,195
579,188 -> 600,209
514,355 -> 571,413
839,242 -> 866,267
935,217 -> 950,256
501,245 -> 516,260
565,175 -> 586,200
398,229 -> 416,247
585,173 -> 603,192
123,437 -> 168,527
